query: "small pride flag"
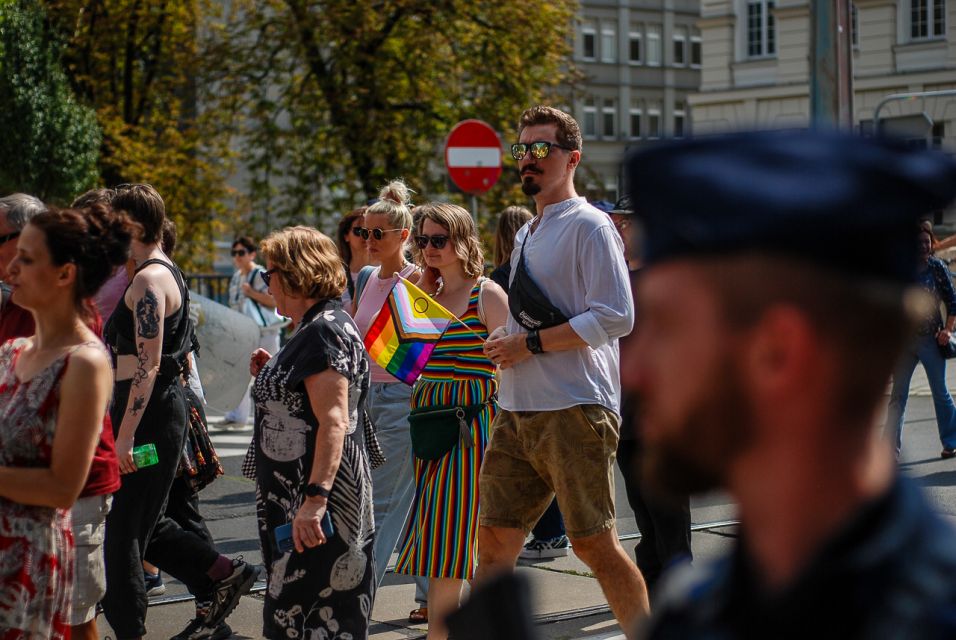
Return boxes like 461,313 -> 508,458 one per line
363,277 -> 455,385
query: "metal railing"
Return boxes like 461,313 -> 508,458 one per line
185,274 -> 232,306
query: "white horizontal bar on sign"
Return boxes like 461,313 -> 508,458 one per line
447,147 -> 501,168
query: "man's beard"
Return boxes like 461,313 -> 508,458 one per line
521,175 -> 542,196
640,354 -> 754,500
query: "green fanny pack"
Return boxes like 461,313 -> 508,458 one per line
408,403 -> 486,460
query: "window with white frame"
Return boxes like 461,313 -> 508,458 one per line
602,99 -> 616,137
674,103 -> 686,138
601,26 -> 617,63
747,0 -> 776,57
582,23 -> 596,60
910,0 -> 946,39
629,100 -> 642,139
648,107 -> 661,138
629,31 -> 642,63
583,99 -> 597,137
691,32 -> 702,66
673,31 -> 687,66
647,25 -> 662,66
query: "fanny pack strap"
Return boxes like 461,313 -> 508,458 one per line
508,236 -> 569,330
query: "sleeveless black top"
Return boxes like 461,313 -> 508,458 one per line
104,259 -> 190,372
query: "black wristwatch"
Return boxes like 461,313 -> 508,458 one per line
525,330 -> 544,354
305,483 -> 331,499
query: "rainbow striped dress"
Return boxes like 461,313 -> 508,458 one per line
394,279 -> 497,580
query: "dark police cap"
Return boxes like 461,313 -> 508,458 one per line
626,130 -> 956,283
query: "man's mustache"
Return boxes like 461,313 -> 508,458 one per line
521,167 -> 542,176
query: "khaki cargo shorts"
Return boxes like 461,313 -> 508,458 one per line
70,494 -> 112,625
479,404 -> 620,539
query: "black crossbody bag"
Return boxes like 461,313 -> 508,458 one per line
508,233 -> 569,330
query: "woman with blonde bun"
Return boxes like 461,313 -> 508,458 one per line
351,180 -> 432,616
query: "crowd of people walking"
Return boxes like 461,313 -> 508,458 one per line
4,104 -> 956,640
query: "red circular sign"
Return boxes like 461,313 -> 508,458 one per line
444,119 -> 502,194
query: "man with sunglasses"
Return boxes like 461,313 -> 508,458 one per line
0,193 -> 47,341
478,106 -> 649,634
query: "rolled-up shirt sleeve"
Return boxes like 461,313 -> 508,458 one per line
568,225 -> 635,348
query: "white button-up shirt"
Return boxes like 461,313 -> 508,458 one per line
498,196 -> 634,414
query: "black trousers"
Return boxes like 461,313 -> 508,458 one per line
144,475 -> 217,602
102,380 -> 218,638
616,437 -> 692,592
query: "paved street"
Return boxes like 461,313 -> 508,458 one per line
98,390 -> 956,639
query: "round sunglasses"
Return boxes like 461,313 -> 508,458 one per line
353,227 -> 404,241
415,234 -> 449,250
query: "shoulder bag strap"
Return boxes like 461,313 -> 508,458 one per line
354,265 -> 376,307
247,267 -> 269,326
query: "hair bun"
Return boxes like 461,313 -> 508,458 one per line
379,179 -> 411,206
85,203 -> 135,269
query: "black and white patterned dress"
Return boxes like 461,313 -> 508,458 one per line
252,298 -> 374,639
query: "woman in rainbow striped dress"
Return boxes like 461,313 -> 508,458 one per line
394,203 -> 509,640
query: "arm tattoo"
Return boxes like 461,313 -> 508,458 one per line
136,288 -> 161,339
133,342 -> 149,386
130,396 -> 146,416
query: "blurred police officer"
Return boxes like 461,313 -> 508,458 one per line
623,131 -> 956,639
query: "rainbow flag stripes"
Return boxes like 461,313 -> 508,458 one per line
363,277 -> 455,385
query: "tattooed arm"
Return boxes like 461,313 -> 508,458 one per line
114,268 -> 168,474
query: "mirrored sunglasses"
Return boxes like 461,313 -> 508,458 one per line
510,140 -> 574,161
415,234 -> 449,250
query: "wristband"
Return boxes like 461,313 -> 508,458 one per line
305,483 -> 331,499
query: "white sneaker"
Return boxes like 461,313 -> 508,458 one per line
519,535 -> 570,560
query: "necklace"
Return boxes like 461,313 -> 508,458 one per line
430,280 -> 445,299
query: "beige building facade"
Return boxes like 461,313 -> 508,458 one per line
690,0 -> 955,149
570,0 -> 703,202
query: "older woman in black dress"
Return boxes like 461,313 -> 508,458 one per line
249,226 -> 374,639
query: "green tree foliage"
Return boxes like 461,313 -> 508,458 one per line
221,0 -> 577,235
43,0 -> 238,269
0,0 -> 100,203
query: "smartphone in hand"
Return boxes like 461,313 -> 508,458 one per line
273,511 -> 334,554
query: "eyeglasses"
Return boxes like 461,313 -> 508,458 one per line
261,267 -> 279,287
354,227 -> 403,241
230,249 -> 248,257
350,226 -> 364,237
415,234 -> 449,250
510,141 -> 575,161
0,231 -> 20,245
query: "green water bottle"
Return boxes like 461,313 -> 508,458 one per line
132,443 -> 159,469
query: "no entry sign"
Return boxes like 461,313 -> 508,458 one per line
444,119 -> 502,194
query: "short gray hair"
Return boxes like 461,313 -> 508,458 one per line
0,193 -> 47,231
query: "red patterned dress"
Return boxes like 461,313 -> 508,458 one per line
0,338 -> 75,639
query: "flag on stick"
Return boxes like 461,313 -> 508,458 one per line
363,277 -> 455,385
